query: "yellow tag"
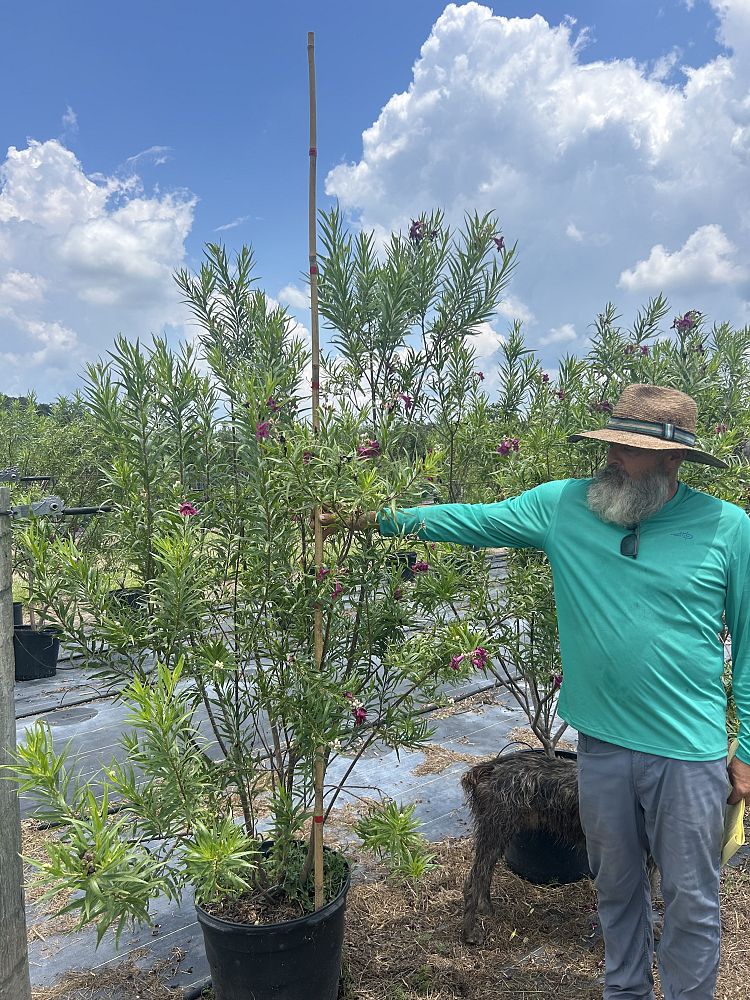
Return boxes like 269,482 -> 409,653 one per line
722,739 -> 747,867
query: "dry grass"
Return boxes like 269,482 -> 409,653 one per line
504,726 -> 577,753
30,947 -> 186,1000
408,744 -> 484,777
431,686 -> 504,721
342,821 -> 750,1000
22,820 -> 79,940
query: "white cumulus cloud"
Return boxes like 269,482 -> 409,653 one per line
326,1 -> 750,368
538,323 -> 578,347
278,283 -> 311,310
618,224 -> 747,291
0,139 -> 195,397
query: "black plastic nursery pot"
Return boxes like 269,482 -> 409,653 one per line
503,749 -> 592,886
12,601 -> 23,626
13,625 -> 60,681
108,587 -> 147,610
196,859 -> 351,1000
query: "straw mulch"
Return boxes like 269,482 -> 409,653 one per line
342,831 -> 750,1000
30,947 -> 187,1000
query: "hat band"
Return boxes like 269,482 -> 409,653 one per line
606,416 -> 696,447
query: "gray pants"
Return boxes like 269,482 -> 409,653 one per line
577,734 -> 729,1000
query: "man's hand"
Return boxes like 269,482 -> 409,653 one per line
728,755 -> 750,805
318,510 -> 376,539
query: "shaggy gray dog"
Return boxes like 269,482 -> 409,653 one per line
461,750 -> 587,944
461,750 -> 659,945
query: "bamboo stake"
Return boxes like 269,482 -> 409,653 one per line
0,488 -> 32,1000
307,30 -> 325,912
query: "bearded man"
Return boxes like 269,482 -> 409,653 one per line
321,383 -> 750,1000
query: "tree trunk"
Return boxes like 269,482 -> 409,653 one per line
0,487 -> 32,1000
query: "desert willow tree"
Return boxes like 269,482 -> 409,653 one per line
11,237 -> 517,939
317,208 -> 515,472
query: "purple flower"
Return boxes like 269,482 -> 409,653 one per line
316,566 -> 331,581
399,393 -> 414,411
511,438 -> 520,451
178,501 -> 199,517
353,706 -> 367,726
331,581 -> 343,600
556,390 -> 566,401
640,345 -> 649,357
672,311 -> 699,334
476,371 -> 484,382
496,439 -> 512,457
356,439 -> 381,460
450,654 -> 465,671
393,587 -> 403,601
412,559 -> 429,574
715,423 -> 728,435
623,344 -> 636,356
541,373 -> 550,384
303,449 -> 313,464
592,400 -> 613,413
266,396 -> 280,413
552,673 -> 563,690
493,236 -> 505,253
470,646 -> 489,670
255,421 -> 271,441
409,219 -> 425,242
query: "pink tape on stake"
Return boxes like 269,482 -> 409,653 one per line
313,815 -> 324,824
309,147 -> 317,156
310,265 -> 318,275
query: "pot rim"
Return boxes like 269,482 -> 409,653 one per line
195,862 -> 351,932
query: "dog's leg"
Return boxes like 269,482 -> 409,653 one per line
463,819 -> 506,945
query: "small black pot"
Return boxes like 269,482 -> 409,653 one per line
109,587 -> 146,610
503,748 -> 591,885
13,626 -> 60,681
196,857 -> 350,1000
12,602 -> 23,626
386,551 -> 419,581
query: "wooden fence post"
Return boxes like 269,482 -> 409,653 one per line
0,487 -> 32,1000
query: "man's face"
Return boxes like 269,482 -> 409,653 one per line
587,443 -> 677,526
606,443 -> 670,481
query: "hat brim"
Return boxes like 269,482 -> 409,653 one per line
568,428 -> 728,469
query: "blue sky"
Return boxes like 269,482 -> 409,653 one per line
1,0 -> 747,399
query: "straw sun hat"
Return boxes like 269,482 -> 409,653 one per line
568,383 -> 728,469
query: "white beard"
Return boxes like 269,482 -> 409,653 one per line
587,463 -> 672,527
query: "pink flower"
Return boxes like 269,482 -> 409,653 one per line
476,371 -> 485,381
450,654 -> 465,671
316,566 -> 331,581
470,647 -> 489,670
496,439 -> 512,456
552,673 -> 563,690
356,439 -> 381,460
255,421 -> 271,441
353,706 -> 367,726
266,396 -> 280,413
178,502 -> 199,517
399,393 -> 414,411
715,423 -> 728,435
331,581 -> 343,600
412,559 -> 429,574
493,235 -> 505,253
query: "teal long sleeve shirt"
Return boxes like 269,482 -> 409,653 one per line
378,479 -> 750,764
